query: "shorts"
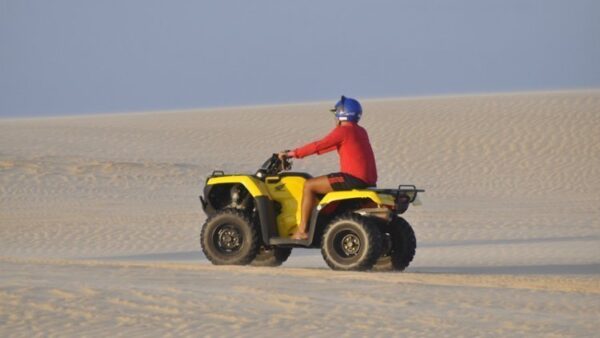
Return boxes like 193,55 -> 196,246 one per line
327,172 -> 370,191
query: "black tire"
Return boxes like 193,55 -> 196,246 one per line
250,246 -> 292,267
373,216 -> 416,271
321,214 -> 382,271
200,209 -> 259,265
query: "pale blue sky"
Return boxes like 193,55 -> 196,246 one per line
1,0 -> 599,117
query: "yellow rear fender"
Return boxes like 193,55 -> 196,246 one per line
318,190 -> 395,209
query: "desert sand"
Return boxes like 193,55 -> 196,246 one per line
1,90 -> 599,336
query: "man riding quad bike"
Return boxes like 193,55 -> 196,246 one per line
199,96 -> 423,271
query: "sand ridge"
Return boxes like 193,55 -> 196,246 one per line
0,256 -> 598,337
1,256 -> 598,295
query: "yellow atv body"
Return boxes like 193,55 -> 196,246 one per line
199,155 -> 423,271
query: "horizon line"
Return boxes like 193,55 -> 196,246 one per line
2,87 -> 599,122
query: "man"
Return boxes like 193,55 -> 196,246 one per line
279,96 -> 378,240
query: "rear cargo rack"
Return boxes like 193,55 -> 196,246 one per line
397,185 -> 425,203
369,185 -> 424,202
393,185 -> 424,213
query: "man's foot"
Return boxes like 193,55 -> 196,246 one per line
290,231 -> 308,240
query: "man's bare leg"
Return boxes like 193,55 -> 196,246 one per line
292,176 -> 333,240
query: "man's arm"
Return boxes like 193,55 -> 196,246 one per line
291,127 -> 344,159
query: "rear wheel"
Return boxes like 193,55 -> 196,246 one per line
250,246 -> 292,267
321,214 -> 382,271
373,216 -> 416,271
200,209 -> 259,265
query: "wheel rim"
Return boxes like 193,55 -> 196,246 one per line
334,230 -> 362,258
214,224 -> 243,254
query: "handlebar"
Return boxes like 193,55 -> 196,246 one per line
255,153 -> 293,178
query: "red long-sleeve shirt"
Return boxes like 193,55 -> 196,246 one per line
292,123 -> 378,185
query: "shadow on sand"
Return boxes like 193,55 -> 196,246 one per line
419,235 -> 599,248
411,264 -> 600,275
87,250 -> 599,275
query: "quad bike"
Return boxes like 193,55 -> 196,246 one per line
199,154 -> 424,271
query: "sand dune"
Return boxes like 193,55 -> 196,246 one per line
1,90 -> 599,336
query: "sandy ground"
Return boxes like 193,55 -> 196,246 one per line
1,90 -> 599,336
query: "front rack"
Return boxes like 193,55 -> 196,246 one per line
211,170 -> 225,177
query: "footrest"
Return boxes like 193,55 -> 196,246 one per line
269,237 -> 310,246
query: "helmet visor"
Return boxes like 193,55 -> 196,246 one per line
330,96 -> 346,113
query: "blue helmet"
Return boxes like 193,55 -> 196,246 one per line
330,95 -> 362,122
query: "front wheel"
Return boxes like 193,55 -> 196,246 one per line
321,214 -> 382,271
200,209 -> 259,265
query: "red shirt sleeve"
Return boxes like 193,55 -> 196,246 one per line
292,127 -> 344,159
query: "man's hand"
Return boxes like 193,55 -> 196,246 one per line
278,151 -> 288,161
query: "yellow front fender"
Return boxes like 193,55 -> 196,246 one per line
206,175 -> 270,197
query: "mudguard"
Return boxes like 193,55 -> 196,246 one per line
206,175 -> 269,197
318,190 -> 396,209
